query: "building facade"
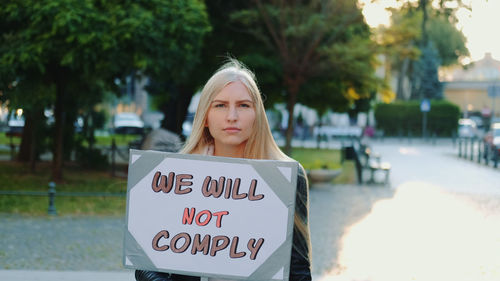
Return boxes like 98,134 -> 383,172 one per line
442,53 -> 500,118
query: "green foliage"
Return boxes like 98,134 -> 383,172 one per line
231,0 -> 385,154
382,0 -> 469,101
231,0 -> 384,102
0,0 -> 210,178
138,0 -> 211,81
374,100 -> 460,136
428,17 -> 469,66
378,8 -> 422,68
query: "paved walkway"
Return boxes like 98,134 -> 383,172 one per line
1,138 -> 500,280
316,139 -> 500,281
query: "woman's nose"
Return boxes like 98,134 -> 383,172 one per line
226,105 -> 238,121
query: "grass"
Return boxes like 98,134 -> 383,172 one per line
0,150 -> 13,156
94,134 -> 141,147
0,147 -> 356,216
0,132 -> 141,147
0,161 -> 128,216
291,148 -> 342,170
291,147 -> 356,185
0,132 -> 21,146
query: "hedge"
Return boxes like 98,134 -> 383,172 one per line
374,100 -> 460,137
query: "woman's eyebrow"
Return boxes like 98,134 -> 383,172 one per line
211,99 -> 253,103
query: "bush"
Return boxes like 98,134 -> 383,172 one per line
374,100 -> 460,137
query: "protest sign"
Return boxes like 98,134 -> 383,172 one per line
123,150 -> 298,280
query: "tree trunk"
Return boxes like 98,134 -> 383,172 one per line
397,58 -> 410,100
176,85 -> 194,137
52,79 -> 65,182
18,113 -> 33,162
29,126 -> 37,173
420,0 -> 428,45
161,84 -> 194,138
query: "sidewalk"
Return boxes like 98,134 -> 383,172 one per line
3,138 -> 499,280
316,139 -> 500,281
0,270 -> 135,281
0,182 -> 394,280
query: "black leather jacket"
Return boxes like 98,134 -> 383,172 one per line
136,166 -> 312,281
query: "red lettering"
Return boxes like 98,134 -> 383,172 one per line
182,207 -> 196,225
196,210 -> 212,226
212,211 -> 229,228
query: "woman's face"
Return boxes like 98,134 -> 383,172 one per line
206,81 -> 256,155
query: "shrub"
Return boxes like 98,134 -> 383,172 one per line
374,100 -> 460,136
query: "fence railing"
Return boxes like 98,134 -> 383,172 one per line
457,137 -> 499,168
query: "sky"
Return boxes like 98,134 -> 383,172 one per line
359,0 -> 500,63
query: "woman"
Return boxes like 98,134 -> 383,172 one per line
136,59 -> 312,281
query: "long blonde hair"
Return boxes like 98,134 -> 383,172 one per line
180,60 -> 311,263
180,59 -> 289,161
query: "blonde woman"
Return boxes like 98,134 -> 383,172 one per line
136,59 -> 312,281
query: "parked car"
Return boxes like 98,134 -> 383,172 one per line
457,118 -> 477,138
484,122 -> 500,159
469,116 -> 484,129
6,111 -> 25,137
182,113 -> 194,138
112,112 -> 144,135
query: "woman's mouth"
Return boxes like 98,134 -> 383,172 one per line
224,127 -> 241,133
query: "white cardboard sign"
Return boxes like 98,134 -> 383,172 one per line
123,150 -> 298,281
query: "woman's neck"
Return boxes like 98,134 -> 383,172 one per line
213,143 -> 246,158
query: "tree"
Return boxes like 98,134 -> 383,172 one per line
376,8 -> 421,100
411,42 -> 443,99
232,0 -> 384,154
394,0 -> 470,46
0,0 -> 210,181
146,0 -> 277,137
1,78 -> 53,171
135,0 -> 210,137
427,17 -> 469,66
379,0 -> 469,100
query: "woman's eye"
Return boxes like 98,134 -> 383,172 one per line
214,104 -> 225,108
240,103 -> 251,108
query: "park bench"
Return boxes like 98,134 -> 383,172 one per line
342,141 -> 391,185
361,145 -> 391,184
